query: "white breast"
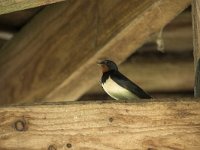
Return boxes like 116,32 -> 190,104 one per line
102,77 -> 139,100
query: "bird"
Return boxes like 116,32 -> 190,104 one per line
98,59 -> 151,100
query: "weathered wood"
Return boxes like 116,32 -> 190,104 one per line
0,0 -> 191,105
1,9 -> 194,51
0,100 -> 200,150
0,0 -> 153,104
0,0 -> 64,15
83,51 -> 194,99
46,0 -> 191,102
192,0 -> 200,97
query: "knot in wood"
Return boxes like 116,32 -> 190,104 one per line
48,145 -> 57,150
109,117 -> 114,122
66,143 -> 72,148
14,120 -> 27,131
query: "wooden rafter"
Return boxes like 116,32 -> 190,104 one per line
0,0 -> 191,105
0,0 -> 65,15
0,100 -> 200,149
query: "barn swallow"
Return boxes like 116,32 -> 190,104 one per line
98,60 -> 151,100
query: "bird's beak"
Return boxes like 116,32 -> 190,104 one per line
97,61 -> 103,66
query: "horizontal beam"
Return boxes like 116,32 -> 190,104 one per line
0,100 -> 199,149
0,0 -> 64,15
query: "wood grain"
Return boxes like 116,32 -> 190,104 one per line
0,0 -> 64,15
192,0 -> 200,97
46,0 -> 192,102
0,100 -> 200,150
0,0 -> 191,105
0,9 -> 193,50
0,0 -> 152,104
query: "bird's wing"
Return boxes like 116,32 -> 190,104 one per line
110,71 -> 152,99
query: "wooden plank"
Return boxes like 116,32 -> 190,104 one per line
0,0 -> 191,105
0,100 -> 200,150
0,0 -> 64,15
192,0 -> 200,97
82,51 -> 194,99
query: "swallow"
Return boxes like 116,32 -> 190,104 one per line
98,59 -> 151,100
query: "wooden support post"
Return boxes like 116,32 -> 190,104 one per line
192,0 -> 200,97
0,0 -> 64,15
0,100 -> 200,150
0,0 -> 191,105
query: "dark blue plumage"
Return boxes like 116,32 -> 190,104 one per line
98,60 -> 151,100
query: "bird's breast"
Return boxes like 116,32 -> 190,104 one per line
102,77 -> 139,100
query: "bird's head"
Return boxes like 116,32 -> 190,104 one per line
97,59 -> 118,73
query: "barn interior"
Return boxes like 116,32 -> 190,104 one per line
0,1 -> 200,150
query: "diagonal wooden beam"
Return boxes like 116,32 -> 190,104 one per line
46,0 -> 192,102
0,100 -> 200,149
0,0 -> 191,105
0,0 -> 65,15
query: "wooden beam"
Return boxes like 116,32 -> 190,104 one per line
0,0 -> 191,105
0,100 -> 200,149
0,0 -> 64,15
192,0 -> 200,97
45,0 -> 191,102
82,51 -> 194,99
